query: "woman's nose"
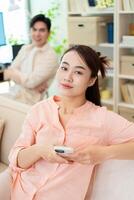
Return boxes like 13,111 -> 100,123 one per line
64,72 -> 73,82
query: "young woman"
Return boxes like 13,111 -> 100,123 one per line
8,45 -> 134,200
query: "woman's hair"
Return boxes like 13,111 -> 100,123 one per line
30,14 -> 51,31
61,45 -> 110,106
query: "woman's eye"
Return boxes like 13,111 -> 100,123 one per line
75,71 -> 83,75
60,66 -> 68,71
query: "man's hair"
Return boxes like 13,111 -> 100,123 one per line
30,14 -> 51,31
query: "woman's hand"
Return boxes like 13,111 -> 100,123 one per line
39,144 -> 69,164
61,144 -> 110,165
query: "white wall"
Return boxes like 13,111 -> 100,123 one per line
0,0 -> 29,44
29,0 -> 68,41
0,0 -> 30,63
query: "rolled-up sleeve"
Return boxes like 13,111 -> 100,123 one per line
105,110 -> 134,145
8,108 -> 38,172
10,45 -> 26,70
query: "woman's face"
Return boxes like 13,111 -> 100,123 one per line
31,21 -> 50,47
56,51 -> 95,98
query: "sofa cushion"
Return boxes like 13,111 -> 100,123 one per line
0,119 -> 4,140
0,96 -> 30,165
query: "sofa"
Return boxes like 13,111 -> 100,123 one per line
0,96 -> 30,172
0,96 -> 134,200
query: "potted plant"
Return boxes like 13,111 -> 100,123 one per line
40,1 -> 67,57
96,0 -> 114,8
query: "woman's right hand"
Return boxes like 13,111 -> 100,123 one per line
39,144 -> 69,164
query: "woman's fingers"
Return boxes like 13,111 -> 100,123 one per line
54,154 -> 69,164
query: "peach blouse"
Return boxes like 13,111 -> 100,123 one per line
9,96 -> 134,200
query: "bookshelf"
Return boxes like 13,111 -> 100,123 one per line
67,0 -> 134,122
67,0 -> 115,111
117,0 -> 134,121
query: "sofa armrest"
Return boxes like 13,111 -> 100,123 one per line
0,96 -> 30,165
90,160 -> 134,200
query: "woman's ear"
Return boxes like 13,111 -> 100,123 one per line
88,77 -> 97,87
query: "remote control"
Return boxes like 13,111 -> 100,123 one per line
54,146 -> 74,154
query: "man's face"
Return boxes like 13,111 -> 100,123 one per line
31,21 -> 50,47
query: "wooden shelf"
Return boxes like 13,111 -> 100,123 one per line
68,8 -> 114,16
119,43 -> 134,48
118,75 -> 134,80
99,43 -> 114,47
118,102 -> 134,109
119,11 -> 134,14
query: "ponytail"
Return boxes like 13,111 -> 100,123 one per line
86,79 -> 101,106
86,52 -> 110,106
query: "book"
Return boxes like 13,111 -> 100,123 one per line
127,83 -> 134,104
129,0 -> 134,11
120,83 -> 132,104
122,0 -> 131,11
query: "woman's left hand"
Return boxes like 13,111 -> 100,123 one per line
61,144 -> 110,165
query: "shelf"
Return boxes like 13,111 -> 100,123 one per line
99,43 -> 114,47
67,0 -> 134,115
118,74 -> 134,80
119,11 -> 134,14
101,99 -> 113,105
119,43 -> 134,48
68,8 -> 114,16
118,102 -> 134,109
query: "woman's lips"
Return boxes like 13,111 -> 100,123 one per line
60,83 -> 73,89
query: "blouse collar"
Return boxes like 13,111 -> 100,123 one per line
49,95 -> 92,114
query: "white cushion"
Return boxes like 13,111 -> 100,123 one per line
0,96 -> 30,165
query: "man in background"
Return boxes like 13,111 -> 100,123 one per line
3,14 -> 58,104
